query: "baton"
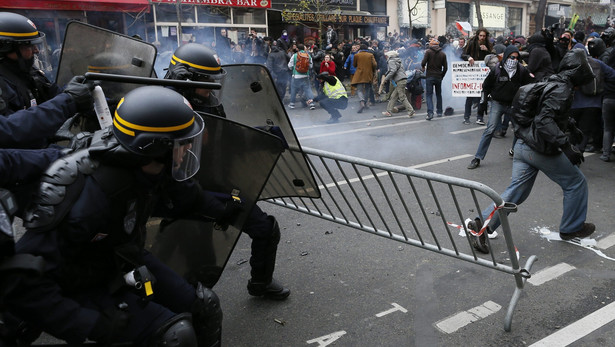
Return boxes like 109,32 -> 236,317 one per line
84,72 -> 222,90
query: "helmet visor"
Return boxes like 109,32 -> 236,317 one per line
172,114 -> 204,181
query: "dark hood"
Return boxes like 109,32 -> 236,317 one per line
558,48 -> 595,86
429,45 -> 442,53
588,38 -> 606,58
502,45 -> 519,62
527,32 -> 545,45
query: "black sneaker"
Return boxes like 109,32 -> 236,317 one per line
326,117 -> 339,124
509,148 -> 514,157
463,119 -> 471,125
426,113 -> 433,121
467,158 -> 480,169
466,218 -> 489,254
247,278 -> 291,300
560,223 -> 596,241
476,119 -> 485,125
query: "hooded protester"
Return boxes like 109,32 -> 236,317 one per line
466,48 -> 596,254
467,45 -> 532,170
526,31 -> 555,82
379,50 -> 415,117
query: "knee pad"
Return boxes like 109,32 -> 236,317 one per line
192,283 -> 223,347
150,313 -> 197,347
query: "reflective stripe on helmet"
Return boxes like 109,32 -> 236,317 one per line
171,54 -> 221,72
0,30 -> 39,38
114,112 -> 195,136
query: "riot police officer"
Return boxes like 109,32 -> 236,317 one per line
0,12 -> 59,115
7,87 -> 223,346
165,43 -> 290,300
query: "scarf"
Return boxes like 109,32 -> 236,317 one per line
504,58 -> 517,79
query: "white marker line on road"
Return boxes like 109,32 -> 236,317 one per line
375,303 -> 408,317
450,127 -> 486,135
529,300 -> 615,347
597,234 -> 615,250
298,119 -> 428,140
527,263 -> 576,286
318,154 -> 473,189
435,301 -> 501,334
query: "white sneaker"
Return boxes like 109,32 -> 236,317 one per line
288,103 -> 295,109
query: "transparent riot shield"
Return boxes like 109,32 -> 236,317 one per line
56,21 -> 157,104
146,112 -> 285,288
221,64 -> 320,199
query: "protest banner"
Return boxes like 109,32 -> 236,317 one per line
451,61 -> 490,97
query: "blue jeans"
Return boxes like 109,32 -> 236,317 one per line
474,100 -> 509,160
464,97 -> 481,120
425,76 -> 443,115
289,77 -> 314,104
602,98 -> 615,157
481,140 -> 588,234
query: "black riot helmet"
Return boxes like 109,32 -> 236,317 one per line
167,43 -> 226,81
0,12 -> 45,55
113,86 -> 205,181
165,43 -> 226,110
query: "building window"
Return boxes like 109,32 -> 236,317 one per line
155,3 -> 196,23
232,9 -> 266,25
446,2 -> 470,24
508,7 -> 522,36
360,0 -> 386,15
196,6 -> 231,24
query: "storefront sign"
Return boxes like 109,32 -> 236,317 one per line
152,0 -> 271,8
273,0 -> 355,11
451,61 -> 490,97
471,4 -> 506,29
282,11 -> 389,26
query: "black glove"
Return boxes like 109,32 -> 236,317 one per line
214,199 -> 243,231
63,75 -> 94,113
168,64 -> 193,81
477,101 -> 488,116
561,143 -> 584,166
88,307 -> 130,344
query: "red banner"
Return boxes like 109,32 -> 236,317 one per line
152,0 -> 271,9
0,0 -> 149,12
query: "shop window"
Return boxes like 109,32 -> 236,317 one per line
155,3 -> 196,23
233,9 -> 266,25
508,7 -> 523,36
196,6 -> 231,24
446,2 -> 470,24
360,0 -> 386,15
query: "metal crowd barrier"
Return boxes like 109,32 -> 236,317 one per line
265,147 -> 537,332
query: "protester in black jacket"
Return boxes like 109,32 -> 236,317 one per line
466,48 -> 596,254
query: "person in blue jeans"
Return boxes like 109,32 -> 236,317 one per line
421,38 -> 447,120
466,49 -> 596,254
467,45 -> 532,169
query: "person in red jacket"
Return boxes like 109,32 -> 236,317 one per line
320,54 -> 336,76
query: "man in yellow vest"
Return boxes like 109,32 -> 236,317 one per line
310,72 -> 348,123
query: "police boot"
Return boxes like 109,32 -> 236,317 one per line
246,217 -> 290,300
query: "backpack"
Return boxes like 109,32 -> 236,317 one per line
509,82 -> 549,129
579,58 -> 604,96
295,52 -> 310,74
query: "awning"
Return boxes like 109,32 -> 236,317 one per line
0,0 -> 150,12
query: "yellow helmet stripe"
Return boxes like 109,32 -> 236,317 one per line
113,118 -> 134,137
171,54 -> 220,72
0,30 -> 39,38
114,113 -> 195,134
